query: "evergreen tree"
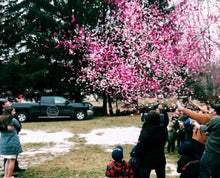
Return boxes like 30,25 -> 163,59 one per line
0,0 -> 107,100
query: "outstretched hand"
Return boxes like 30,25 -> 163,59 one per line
189,98 -> 197,106
176,100 -> 184,110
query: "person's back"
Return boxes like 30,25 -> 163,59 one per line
135,110 -> 167,178
105,146 -> 133,178
177,142 -> 199,178
106,160 -> 133,178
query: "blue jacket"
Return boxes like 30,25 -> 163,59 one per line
0,118 -> 23,155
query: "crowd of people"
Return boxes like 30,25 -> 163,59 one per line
105,99 -> 220,178
0,99 -> 24,178
1,96 -> 220,178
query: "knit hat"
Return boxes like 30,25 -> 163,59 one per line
130,145 -> 137,157
210,104 -> 220,115
112,146 -> 123,162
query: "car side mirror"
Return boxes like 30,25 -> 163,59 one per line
65,101 -> 70,105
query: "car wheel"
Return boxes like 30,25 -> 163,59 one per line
17,112 -> 28,122
75,110 -> 86,120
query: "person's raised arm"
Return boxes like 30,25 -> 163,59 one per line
176,100 -> 213,124
189,99 -> 209,113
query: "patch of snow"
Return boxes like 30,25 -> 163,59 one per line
19,129 -> 74,156
166,163 -> 180,176
0,127 -> 179,176
20,129 -> 74,144
79,126 -> 141,145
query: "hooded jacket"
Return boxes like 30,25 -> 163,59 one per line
105,160 -> 134,178
135,124 -> 167,169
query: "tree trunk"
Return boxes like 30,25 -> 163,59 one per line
108,95 -> 114,116
102,92 -> 107,116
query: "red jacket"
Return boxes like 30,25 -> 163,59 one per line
105,160 -> 134,178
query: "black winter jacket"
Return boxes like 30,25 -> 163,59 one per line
135,125 -> 167,169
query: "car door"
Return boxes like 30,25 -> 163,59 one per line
40,97 -> 56,117
54,96 -> 73,117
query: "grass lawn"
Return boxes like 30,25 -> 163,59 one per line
17,115 -> 180,178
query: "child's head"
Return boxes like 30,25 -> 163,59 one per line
112,146 -> 123,162
130,145 -> 137,158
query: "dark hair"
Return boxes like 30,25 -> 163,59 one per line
3,106 -> 14,115
144,110 -> 161,126
210,104 -> 220,115
0,114 -> 12,131
0,99 -> 8,107
0,99 -> 8,115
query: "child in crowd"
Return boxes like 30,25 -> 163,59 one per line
171,111 -> 185,148
105,146 -> 134,178
167,124 -> 176,153
177,141 -> 200,178
129,146 -> 140,178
